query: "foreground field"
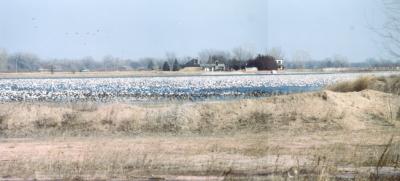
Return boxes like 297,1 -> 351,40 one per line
0,88 -> 400,180
1,130 -> 399,180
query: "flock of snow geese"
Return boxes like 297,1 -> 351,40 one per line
0,72 -> 397,103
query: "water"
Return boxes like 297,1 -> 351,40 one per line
0,72 -> 398,103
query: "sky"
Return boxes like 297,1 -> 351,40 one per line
0,0 -> 388,62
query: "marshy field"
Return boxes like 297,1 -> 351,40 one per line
0,72 -> 400,180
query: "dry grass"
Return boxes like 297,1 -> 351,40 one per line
0,131 -> 399,180
329,76 -> 374,92
0,89 -> 398,137
329,75 -> 400,95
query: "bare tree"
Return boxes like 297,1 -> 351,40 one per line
0,49 -> 7,71
147,59 -> 155,70
81,56 -> 99,71
378,0 -> 400,59
267,47 -> 285,60
332,54 -> 349,67
165,52 -> 177,65
102,55 -> 118,71
181,56 -> 193,65
198,49 -> 231,64
232,46 -> 254,62
7,52 -> 40,72
291,50 -> 312,69
198,49 -> 212,63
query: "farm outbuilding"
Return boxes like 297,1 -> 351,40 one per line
201,61 -> 225,72
276,59 -> 284,70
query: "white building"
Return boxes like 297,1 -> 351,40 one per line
276,59 -> 284,70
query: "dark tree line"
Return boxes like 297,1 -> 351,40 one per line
246,55 -> 278,70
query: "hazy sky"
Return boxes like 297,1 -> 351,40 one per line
0,0 -> 387,61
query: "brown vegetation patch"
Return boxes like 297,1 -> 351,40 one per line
329,75 -> 400,95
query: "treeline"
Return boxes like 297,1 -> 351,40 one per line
0,48 -> 399,72
0,48 -> 262,72
0,50 -> 165,72
285,57 -> 400,69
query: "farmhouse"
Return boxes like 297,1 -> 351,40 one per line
201,61 -> 226,72
276,59 -> 284,70
183,58 -> 200,67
